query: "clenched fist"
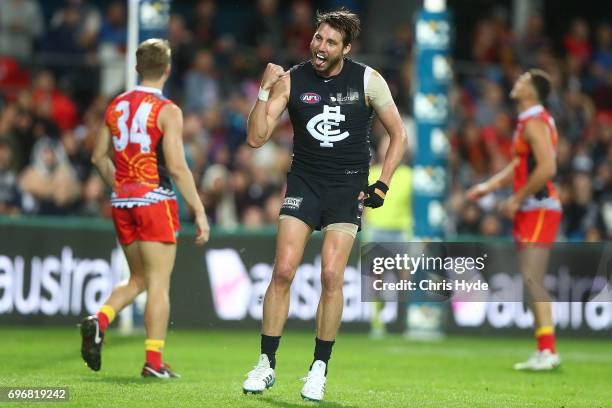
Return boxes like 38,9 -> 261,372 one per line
261,63 -> 289,91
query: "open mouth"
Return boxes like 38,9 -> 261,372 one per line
314,52 -> 327,68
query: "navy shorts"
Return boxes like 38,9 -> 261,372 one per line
279,169 -> 368,230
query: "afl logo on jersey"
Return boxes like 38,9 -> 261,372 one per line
300,92 -> 321,104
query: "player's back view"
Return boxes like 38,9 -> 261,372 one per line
80,39 -> 209,378
108,87 -> 174,204
106,86 -> 179,244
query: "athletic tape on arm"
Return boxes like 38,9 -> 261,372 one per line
364,68 -> 394,111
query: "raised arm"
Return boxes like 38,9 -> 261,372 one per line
246,63 -> 290,148
160,104 -> 209,245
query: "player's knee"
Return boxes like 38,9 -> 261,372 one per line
146,287 -> 170,305
272,262 -> 296,289
145,280 -> 170,296
321,266 -> 343,293
130,275 -> 146,293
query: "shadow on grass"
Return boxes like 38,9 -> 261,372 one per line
514,367 -> 564,375
259,396 -> 359,408
81,375 -> 175,385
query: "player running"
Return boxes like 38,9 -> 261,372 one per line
241,8 -> 406,401
467,69 -> 561,371
80,39 -> 209,378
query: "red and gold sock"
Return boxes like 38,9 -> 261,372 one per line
145,339 -> 165,370
535,326 -> 555,353
96,305 -> 116,333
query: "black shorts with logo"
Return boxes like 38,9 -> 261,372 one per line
279,168 -> 368,231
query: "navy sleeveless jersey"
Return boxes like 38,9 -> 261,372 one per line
287,58 -> 374,175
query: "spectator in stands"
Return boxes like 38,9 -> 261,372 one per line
0,1 -> 608,238
457,119 -> 487,177
562,171 -> 600,241
243,0 -> 282,49
80,173 -> 107,217
564,18 -> 592,65
562,81 -> 595,142
0,0 -> 45,61
184,49 -> 220,114
46,0 -> 101,55
167,14 -> 195,100
591,22 -> 612,109
190,0 -> 219,49
0,140 -> 20,215
19,137 -> 81,215
200,163 -> 237,227
481,111 -> 513,173
44,0 -> 101,107
457,201 -> 482,236
592,22 -> 612,82
98,1 -> 127,96
284,0 -> 314,64
31,70 -> 78,132
516,14 -> 550,68
591,113 -> 612,166
242,205 -> 265,229
473,19 -> 498,64
263,192 -> 283,225
475,79 -> 505,126
182,113 -> 209,178
224,91 -> 250,152
479,213 -> 503,237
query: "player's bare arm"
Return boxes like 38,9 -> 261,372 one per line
466,157 -> 519,201
246,63 -> 290,148
372,96 -> 406,185
91,126 -> 115,187
159,103 -> 210,245
363,71 -> 406,207
501,119 -> 556,219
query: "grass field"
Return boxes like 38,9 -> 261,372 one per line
0,328 -> 610,408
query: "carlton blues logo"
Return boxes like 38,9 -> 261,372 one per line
300,92 -> 321,104
306,105 -> 350,147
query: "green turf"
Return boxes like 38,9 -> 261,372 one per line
0,328 -> 610,408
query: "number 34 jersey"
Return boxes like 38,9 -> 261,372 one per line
288,58 -> 374,176
104,86 -> 176,208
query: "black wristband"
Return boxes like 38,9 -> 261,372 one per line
373,180 -> 389,194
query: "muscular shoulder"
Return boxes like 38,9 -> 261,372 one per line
523,117 -> 549,142
157,103 -> 182,131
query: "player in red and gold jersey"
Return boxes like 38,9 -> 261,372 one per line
80,39 -> 209,378
467,69 -> 561,371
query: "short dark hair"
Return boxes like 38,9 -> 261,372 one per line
136,38 -> 171,80
529,69 -> 551,103
316,8 -> 361,46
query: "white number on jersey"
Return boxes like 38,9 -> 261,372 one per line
113,101 -> 153,153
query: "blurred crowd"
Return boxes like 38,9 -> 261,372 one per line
446,11 -> 612,241
0,0 -> 610,240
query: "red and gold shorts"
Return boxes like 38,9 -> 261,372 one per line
513,209 -> 561,248
111,200 -> 180,245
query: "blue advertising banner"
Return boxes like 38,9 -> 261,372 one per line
412,8 -> 452,239
138,0 -> 171,40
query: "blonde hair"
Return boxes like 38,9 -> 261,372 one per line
136,38 -> 171,80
